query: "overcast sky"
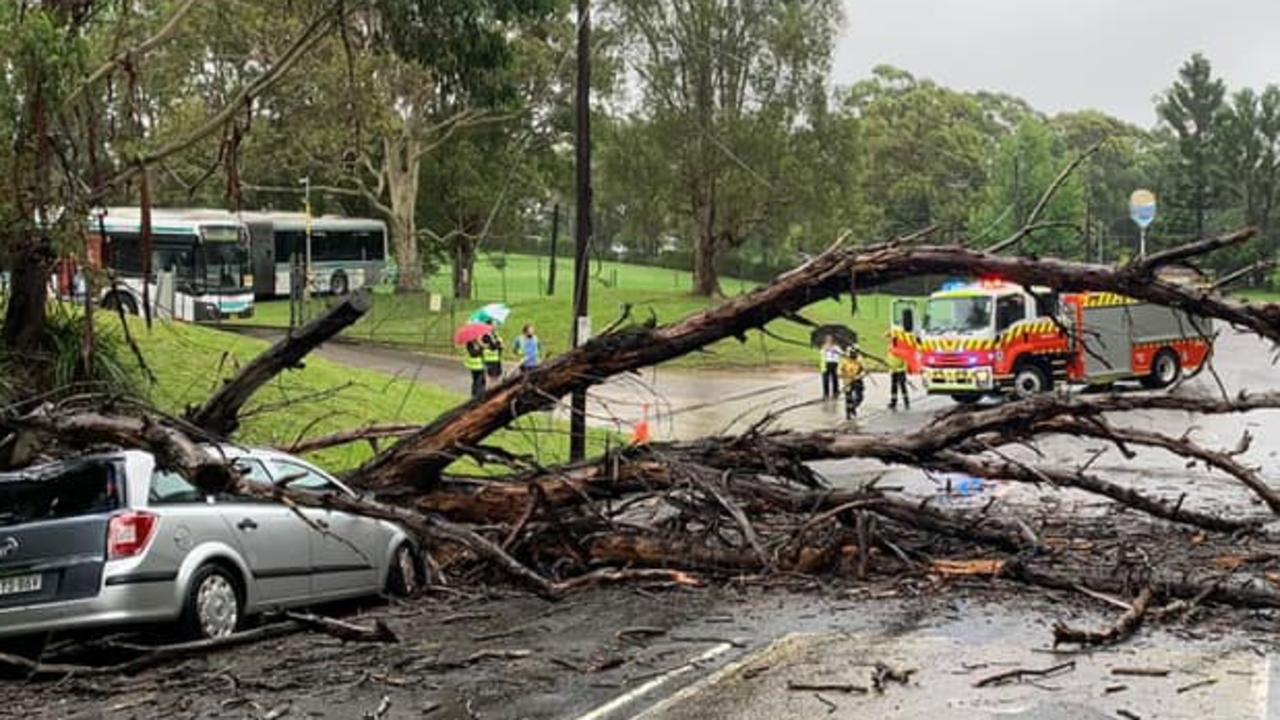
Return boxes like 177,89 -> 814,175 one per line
833,0 -> 1280,128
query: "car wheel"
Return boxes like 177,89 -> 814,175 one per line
386,543 -> 422,597
1142,349 -> 1182,389
181,564 -> 242,640
1012,363 -> 1050,399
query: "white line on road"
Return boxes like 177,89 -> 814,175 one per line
571,642 -> 735,720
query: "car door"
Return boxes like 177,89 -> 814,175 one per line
216,458 -> 313,606
269,458 -> 380,597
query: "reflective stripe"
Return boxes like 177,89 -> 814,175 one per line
482,349 -> 501,363
463,355 -> 484,370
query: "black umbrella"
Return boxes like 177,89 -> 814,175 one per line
810,324 -> 858,348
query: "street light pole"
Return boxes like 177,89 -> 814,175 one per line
570,0 -> 591,461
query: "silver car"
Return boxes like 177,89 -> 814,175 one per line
0,447 -> 421,641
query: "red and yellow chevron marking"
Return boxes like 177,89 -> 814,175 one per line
920,337 -> 998,351
996,318 -> 1059,346
1081,292 -> 1138,308
889,327 -> 918,348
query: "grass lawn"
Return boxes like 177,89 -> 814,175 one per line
246,255 -> 901,368
1234,288 -> 1280,303
116,317 -> 614,474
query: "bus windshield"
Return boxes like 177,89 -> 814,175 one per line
924,296 -> 992,334
196,231 -> 248,292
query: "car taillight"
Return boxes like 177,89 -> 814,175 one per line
107,511 -> 158,559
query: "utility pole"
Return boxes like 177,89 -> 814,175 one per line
302,176 -> 313,320
570,0 -> 591,461
547,203 -> 560,296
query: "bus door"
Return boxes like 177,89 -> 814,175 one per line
889,298 -> 922,373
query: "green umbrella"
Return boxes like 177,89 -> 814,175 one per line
470,303 -> 511,326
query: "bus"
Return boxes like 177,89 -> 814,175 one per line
239,212 -> 388,298
73,207 -> 255,322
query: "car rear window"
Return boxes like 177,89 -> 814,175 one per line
0,460 -> 122,527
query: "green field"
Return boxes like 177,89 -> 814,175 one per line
247,255 -> 898,367
113,317 -> 613,474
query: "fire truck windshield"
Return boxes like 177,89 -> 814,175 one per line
924,296 -> 992,334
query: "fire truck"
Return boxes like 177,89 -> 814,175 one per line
887,278 -> 1215,403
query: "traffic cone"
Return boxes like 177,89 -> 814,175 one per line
630,402 -> 651,445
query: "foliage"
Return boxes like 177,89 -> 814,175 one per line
969,117 -> 1087,258
609,0 -> 844,295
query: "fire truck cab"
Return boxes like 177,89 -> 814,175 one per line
888,279 -> 1214,403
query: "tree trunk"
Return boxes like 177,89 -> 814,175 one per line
385,136 -> 422,294
452,238 -> 476,300
2,237 -> 54,362
692,198 -> 721,296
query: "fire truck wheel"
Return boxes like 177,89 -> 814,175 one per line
1142,349 -> 1182,389
1012,363 -> 1050,399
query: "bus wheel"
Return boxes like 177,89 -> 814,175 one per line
102,292 -> 138,315
330,271 -> 349,296
1012,362 -> 1050,399
1142,349 -> 1182,389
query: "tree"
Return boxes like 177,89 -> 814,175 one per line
612,0 -> 843,296
1051,110 -> 1156,261
1157,53 -> 1228,240
841,67 -> 996,241
969,118 -> 1086,258
1220,86 -> 1280,264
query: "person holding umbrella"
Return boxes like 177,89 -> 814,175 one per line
455,322 -> 495,398
482,330 -> 504,386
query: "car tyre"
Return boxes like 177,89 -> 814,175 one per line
386,542 -> 422,597
1012,363 -> 1050,399
180,564 -> 243,640
1142,348 -> 1181,389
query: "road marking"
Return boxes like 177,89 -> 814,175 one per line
571,642 -> 734,720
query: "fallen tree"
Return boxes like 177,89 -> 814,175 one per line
5,222 -> 1280,659
349,227 -> 1278,490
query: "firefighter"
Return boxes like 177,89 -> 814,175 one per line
885,345 -> 909,411
839,347 -> 867,420
464,340 -> 486,399
482,331 -> 504,386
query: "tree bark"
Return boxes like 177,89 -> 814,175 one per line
186,290 -> 372,436
692,198 -> 722,296
1,238 -> 54,363
452,237 -> 477,300
386,135 -> 422,294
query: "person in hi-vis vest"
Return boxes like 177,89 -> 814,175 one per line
464,340 -> 486,398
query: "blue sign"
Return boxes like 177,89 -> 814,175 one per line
1129,189 -> 1157,229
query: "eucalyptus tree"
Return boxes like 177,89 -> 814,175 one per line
610,0 -> 843,296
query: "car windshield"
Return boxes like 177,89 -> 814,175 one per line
924,296 -> 992,334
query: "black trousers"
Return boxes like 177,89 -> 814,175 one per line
822,362 -> 839,398
470,370 -> 486,399
890,371 -> 909,406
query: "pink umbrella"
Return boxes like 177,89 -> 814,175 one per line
454,322 -> 494,346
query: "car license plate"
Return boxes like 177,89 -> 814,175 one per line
0,573 -> 42,596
